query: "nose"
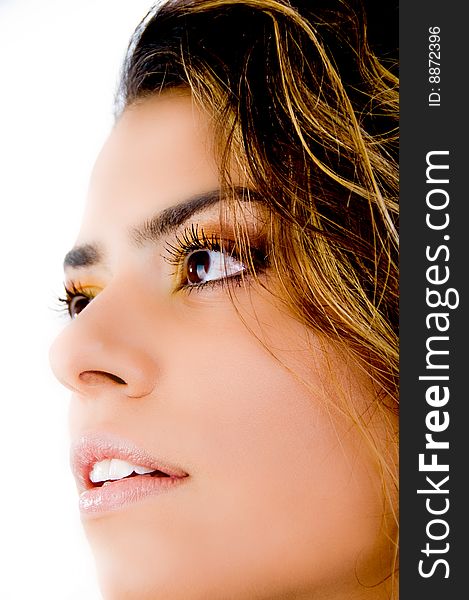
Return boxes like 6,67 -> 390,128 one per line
49,284 -> 159,399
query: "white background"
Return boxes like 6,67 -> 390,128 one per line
0,1 -> 157,598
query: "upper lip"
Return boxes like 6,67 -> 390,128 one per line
70,432 -> 189,491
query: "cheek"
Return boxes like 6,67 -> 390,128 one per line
177,357 -> 384,579
150,302 -> 387,589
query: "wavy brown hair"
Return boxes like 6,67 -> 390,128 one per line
118,0 -> 399,590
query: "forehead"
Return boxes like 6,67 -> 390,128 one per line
77,93 -> 221,246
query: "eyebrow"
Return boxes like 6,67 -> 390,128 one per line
63,243 -> 101,269
63,186 -> 256,270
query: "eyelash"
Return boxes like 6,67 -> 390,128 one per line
58,223 -> 268,317
57,281 -> 98,319
164,223 -> 268,292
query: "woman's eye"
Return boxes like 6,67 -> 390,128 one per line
68,294 -> 92,319
185,249 -> 245,286
58,284 -> 98,321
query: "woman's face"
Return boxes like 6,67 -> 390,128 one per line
50,94 -> 395,600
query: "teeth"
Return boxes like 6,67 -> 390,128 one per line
134,464 -> 156,475
90,459 -> 112,483
90,458 -> 155,483
108,458 -> 134,480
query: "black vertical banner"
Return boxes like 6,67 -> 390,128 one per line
400,1 -> 467,597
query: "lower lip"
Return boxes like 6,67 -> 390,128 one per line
79,475 -> 187,515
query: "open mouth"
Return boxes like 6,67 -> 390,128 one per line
71,434 -> 189,514
90,458 -> 172,488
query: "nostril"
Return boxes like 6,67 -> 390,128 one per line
79,370 -> 127,386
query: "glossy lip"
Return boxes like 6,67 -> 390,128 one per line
71,433 -> 189,515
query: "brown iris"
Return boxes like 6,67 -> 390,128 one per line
186,250 -> 211,284
69,295 -> 91,318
